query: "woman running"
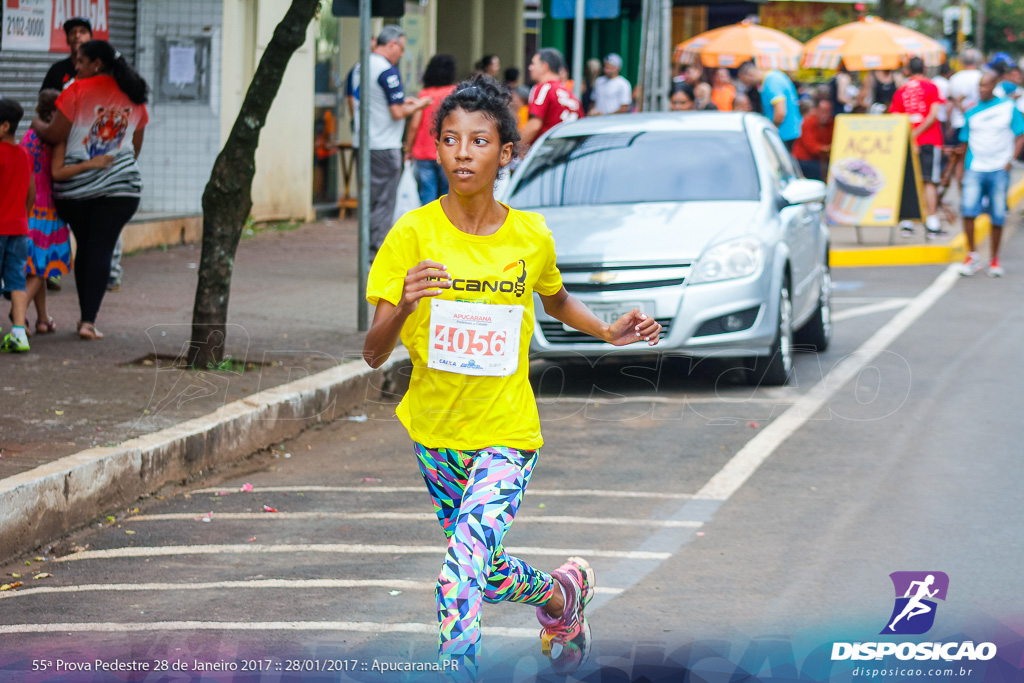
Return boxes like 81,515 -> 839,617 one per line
363,75 -> 661,678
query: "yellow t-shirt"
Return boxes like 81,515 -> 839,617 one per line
366,200 -> 563,450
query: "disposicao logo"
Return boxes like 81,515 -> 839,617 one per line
831,572 -> 997,662
882,571 -> 948,635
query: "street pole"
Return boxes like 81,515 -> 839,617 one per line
637,0 -> 647,110
573,0 -> 585,100
975,0 -> 985,53
659,0 -> 671,112
357,0 -> 371,332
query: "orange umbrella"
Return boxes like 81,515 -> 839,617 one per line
674,21 -> 804,71
802,16 -> 945,71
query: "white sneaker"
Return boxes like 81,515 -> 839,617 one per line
988,259 -> 1004,277
958,253 -> 984,276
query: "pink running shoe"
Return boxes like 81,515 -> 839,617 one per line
536,556 -> 596,674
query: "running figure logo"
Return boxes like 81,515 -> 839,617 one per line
881,571 -> 949,635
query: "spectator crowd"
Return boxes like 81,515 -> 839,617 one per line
6,20 -> 1024,353
340,34 -> 1024,280
1,16 -> 149,353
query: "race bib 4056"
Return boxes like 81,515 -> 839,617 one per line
427,299 -> 524,377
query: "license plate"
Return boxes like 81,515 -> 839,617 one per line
563,301 -> 654,331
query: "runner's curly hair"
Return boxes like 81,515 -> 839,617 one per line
434,75 -> 521,171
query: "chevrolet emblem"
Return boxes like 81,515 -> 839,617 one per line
589,271 -> 617,284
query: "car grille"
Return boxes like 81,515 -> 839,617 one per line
539,318 -> 674,344
563,278 -> 685,292
558,261 -> 691,293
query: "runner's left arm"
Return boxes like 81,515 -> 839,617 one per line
539,286 -> 661,347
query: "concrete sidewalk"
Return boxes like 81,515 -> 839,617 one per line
1,218 -> 368,475
0,218 -> 415,562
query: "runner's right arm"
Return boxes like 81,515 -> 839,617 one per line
363,260 -> 451,368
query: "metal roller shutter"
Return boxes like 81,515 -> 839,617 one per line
0,52 -> 52,117
108,0 -> 137,68
0,1 -> 137,135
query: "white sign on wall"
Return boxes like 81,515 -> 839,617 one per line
2,0 -> 54,52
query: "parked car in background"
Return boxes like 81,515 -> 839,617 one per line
502,112 -> 832,386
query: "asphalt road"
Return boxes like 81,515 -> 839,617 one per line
1,255 -> 1023,682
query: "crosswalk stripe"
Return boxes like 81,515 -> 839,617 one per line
832,299 -> 912,323
53,544 -> 672,562
0,621 -> 538,637
190,485 -> 691,499
128,512 -> 703,528
0,579 -> 625,600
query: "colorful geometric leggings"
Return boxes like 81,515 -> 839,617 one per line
414,443 -> 556,676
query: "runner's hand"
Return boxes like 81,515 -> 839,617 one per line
399,260 -> 451,314
605,309 -> 661,347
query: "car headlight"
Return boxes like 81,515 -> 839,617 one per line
690,237 -> 764,284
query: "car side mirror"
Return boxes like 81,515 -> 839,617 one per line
781,178 -> 827,206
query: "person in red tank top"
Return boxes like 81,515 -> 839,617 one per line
521,48 -> 582,149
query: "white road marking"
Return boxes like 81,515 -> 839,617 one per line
8,271 -> 957,645
0,579 -> 623,600
0,621 -> 538,638
694,265 -> 959,502
832,297 -> 913,305
190,485 -> 691,499
832,299 -> 913,322
53,544 -> 672,563
128,512 -> 701,528
538,395 -> 796,405
491,264 -> 966,651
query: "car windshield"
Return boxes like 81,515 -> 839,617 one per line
508,130 -> 759,207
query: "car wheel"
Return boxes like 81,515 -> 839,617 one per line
750,282 -> 793,387
795,265 -> 832,352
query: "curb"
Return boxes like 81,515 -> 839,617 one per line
0,350 -> 411,564
829,176 -> 1024,268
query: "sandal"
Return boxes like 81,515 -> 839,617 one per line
36,317 -> 56,334
78,321 -> 104,340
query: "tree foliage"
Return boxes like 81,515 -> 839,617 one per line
984,0 -> 1024,56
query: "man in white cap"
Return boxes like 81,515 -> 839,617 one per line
590,53 -> 632,115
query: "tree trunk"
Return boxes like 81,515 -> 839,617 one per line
188,0 -> 322,368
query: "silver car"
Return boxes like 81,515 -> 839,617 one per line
503,112 -> 832,386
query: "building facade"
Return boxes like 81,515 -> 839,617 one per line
0,0 -> 315,237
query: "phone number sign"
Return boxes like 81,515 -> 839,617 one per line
2,0 -> 51,51
2,0 -> 109,53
